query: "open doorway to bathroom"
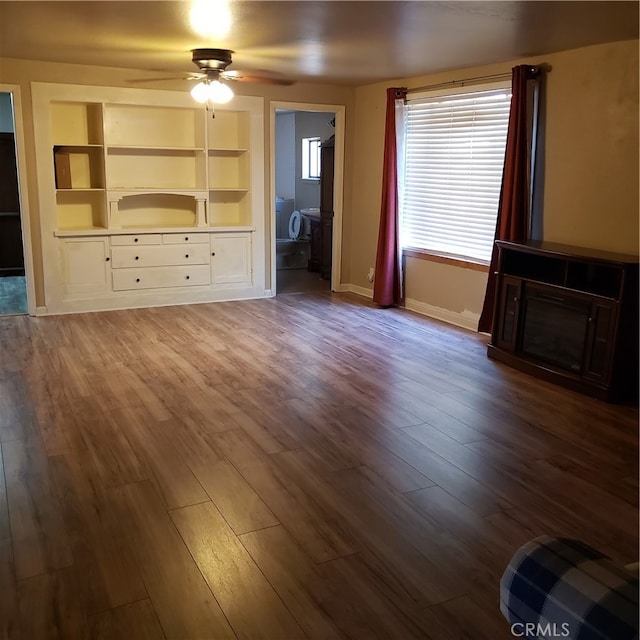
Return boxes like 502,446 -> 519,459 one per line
273,107 -> 336,295
0,91 -> 27,315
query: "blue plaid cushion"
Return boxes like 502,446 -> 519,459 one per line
500,536 -> 638,640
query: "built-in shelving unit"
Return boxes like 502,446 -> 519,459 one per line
51,101 -> 107,230
32,82 -> 265,314
206,110 -> 251,227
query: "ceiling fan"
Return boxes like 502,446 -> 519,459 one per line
130,48 -> 294,105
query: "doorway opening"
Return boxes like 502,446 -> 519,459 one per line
0,91 -> 27,315
271,102 -> 344,296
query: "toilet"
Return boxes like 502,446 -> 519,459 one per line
276,208 -> 310,269
288,209 -> 301,239
275,197 -> 294,238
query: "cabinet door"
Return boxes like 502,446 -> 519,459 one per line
308,219 -> 322,272
583,299 -> 617,381
320,212 -> 333,280
60,238 -> 110,297
211,233 -> 252,286
494,276 -> 522,351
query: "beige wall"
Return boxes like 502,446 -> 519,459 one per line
0,57 -> 355,304
542,42 -> 639,250
349,40 -> 639,326
3,41 -> 638,315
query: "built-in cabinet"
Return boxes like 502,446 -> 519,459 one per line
32,83 -> 265,314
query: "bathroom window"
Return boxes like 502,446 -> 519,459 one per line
400,82 -> 511,263
302,137 -> 321,180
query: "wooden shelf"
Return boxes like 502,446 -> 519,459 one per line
104,104 -> 205,148
53,226 -> 255,238
55,225 -> 106,233
54,143 -> 103,149
51,101 -> 103,146
208,190 -> 251,227
54,145 -> 105,190
105,148 -> 206,190
56,189 -> 107,230
207,110 -> 249,150
108,188 -> 207,195
107,145 -> 205,152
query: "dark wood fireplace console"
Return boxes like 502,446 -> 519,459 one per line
487,240 -> 639,402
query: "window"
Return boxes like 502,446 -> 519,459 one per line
400,84 -> 511,263
302,136 -> 321,180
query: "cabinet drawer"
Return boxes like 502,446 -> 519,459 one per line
162,233 -> 209,245
112,265 -> 211,290
110,243 -> 210,268
111,234 -> 162,246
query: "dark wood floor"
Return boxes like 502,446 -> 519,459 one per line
276,268 -> 330,295
0,292 -> 637,639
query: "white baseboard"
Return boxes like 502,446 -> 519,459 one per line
404,297 -> 479,332
344,284 -> 373,298
340,283 -> 479,332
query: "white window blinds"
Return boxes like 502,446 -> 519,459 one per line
401,86 -> 511,263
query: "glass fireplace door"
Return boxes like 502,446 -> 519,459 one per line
520,286 -> 591,373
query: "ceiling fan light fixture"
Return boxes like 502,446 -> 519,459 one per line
208,79 -> 234,104
190,79 -> 234,104
190,81 -> 210,103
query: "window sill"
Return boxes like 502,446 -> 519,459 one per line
403,248 -> 489,273
301,178 -> 320,183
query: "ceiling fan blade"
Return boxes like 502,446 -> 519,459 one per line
221,70 -> 295,86
127,73 -> 204,84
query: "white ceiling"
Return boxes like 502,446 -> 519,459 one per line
0,1 -> 637,85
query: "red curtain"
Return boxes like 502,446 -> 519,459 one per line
373,87 -> 407,307
478,65 -> 539,333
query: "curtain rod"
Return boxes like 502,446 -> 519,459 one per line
407,72 -> 511,95
406,66 -> 542,95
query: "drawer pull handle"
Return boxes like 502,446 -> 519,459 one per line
186,275 -> 190,280
136,278 -> 140,283
185,254 -> 189,258
134,238 -> 139,243
211,252 -> 215,256
135,256 -> 139,260
185,236 -> 189,241
105,257 -> 110,262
